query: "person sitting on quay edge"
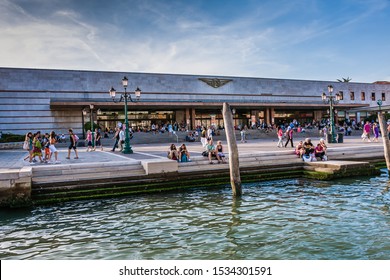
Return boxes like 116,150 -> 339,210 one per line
185,132 -> 195,142
319,138 -> 327,152
167,144 -> 179,161
178,143 -> 191,162
302,138 -> 315,158
315,143 -> 326,161
216,140 -> 227,163
206,138 -> 222,164
295,140 -> 304,158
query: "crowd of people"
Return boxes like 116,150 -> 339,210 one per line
294,138 -> 328,162
23,130 -> 61,164
167,143 -> 192,162
167,136 -> 227,164
22,118 -> 389,166
23,128 -> 105,164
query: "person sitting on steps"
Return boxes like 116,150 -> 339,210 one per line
167,144 -> 179,161
295,140 -> 304,158
216,140 -> 227,163
206,138 -> 222,164
178,143 -> 191,162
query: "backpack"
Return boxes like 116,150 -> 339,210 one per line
74,134 -> 79,142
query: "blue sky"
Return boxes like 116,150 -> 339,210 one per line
1,0 -> 389,82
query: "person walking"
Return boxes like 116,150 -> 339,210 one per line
93,128 -> 103,151
49,131 -> 60,163
284,126 -> 294,148
373,123 -> 379,142
207,126 -> 213,140
363,121 -> 371,142
66,129 -> 79,159
118,128 -> 125,152
240,127 -> 247,143
168,123 -> 173,136
276,126 -> 284,148
200,126 -> 207,147
111,127 -> 120,152
23,132 -> 33,162
31,132 -> 44,164
85,130 -> 93,152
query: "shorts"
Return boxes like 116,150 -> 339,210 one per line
95,139 -> 101,146
49,145 -> 57,153
68,143 -> 77,150
87,141 -> 93,146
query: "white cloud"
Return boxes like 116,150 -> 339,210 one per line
0,0 -> 389,82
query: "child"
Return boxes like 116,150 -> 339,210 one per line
49,131 -> 61,164
31,132 -> 44,164
86,130 -> 93,152
43,133 -> 51,162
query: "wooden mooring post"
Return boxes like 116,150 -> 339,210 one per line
377,112 -> 390,172
222,102 -> 242,196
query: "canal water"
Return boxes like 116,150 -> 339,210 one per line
1,174 -> 390,260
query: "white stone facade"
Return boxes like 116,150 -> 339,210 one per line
0,67 -> 389,135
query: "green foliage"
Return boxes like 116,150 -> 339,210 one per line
364,112 -> 390,123
84,122 -> 100,132
0,133 -> 25,143
337,77 -> 352,82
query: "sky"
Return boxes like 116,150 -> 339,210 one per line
1,0 -> 389,83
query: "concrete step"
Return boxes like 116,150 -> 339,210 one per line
303,166 -> 335,173
303,160 -> 373,173
32,162 -> 143,177
32,168 -> 146,184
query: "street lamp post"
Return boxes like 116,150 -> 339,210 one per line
377,99 -> 383,112
83,104 -> 95,147
322,85 -> 341,143
109,76 -> 141,154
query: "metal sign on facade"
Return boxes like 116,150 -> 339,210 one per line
198,78 -> 232,88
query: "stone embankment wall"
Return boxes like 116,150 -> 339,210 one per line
0,145 -> 385,208
0,167 -> 32,207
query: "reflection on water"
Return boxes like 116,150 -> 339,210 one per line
1,175 -> 390,260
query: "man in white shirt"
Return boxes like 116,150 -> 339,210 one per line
207,126 -> 213,140
118,129 -> 125,151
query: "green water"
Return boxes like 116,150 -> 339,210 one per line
1,175 -> 390,260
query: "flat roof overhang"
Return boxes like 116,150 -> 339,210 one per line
50,99 -> 369,111
348,105 -> 390,113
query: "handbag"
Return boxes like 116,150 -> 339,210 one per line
23,141 -> 29,150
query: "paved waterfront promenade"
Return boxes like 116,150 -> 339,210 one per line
0,134 -> 385,171
1,132 -> 386,207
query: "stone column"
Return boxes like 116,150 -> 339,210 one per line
270,107 -> 275,124
185,108 -> 191,130
265,108 -> 271,125
191,108 -> 196,130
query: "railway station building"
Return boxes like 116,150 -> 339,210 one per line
1,67 -> 389,136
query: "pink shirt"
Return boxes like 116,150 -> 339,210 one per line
364,123 -> 371,133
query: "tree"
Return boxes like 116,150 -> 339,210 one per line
84,122 -> 100,132
337,77 -> 352,83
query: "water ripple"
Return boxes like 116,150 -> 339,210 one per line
1,176 -> 390,259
